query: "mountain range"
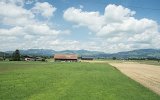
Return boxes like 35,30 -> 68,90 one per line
1,49 -> 160,59
103,49 -> 160,59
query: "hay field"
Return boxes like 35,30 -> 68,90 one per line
109,62 -> 160,95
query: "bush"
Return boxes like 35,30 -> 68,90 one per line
0,57 -> 4,61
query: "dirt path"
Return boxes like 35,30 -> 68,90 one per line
109,62 -> 160,95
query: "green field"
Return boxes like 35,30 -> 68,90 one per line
0,62 -> 159,100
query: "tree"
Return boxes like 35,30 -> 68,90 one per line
12,49 -> 21,61
112,57 -> 116,60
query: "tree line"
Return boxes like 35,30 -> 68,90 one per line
0,49 -> 47,61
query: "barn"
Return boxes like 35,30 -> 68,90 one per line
54,54 -> 78,62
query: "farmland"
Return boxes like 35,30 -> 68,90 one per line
0,61 -> 160,100
109,62 -> 160,95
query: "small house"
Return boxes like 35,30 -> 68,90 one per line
24,55 -> 35,61
24,57 -> 35,61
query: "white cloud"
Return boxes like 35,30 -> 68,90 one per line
49,39 -> 102,51
31,2 -> 56,18
0,1 -> 159,53
64,4 -> 160,52
104,4 -> 136,23
0,26 -> 25,36
0,2 -> 33,18
64,4 -> 158,37
0,1 -> 62,36
0,1 -> 60,34
0,1 -> 71,51
0,1 -> 35,26
0,0 -> 25,6
63,7 -> 104,32
24,23 -> 60,35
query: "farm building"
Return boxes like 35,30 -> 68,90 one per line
35,57 -> 45,61
24,56 -> 45,61
81,56 -> 94,60
24,57 -> 35,61
24,55 -> 35,61
54,54 -> 78,62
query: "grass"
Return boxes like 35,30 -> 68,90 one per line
0,61 -> 159,100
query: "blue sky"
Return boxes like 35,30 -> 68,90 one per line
0,0 -> 160,53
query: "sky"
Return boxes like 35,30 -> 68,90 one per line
0,0 -> 160,53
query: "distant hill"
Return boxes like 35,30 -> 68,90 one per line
4,49 -> 160,59
5,49 -> 105,57
103,49 -> 160,59
0,52 -> 10,58
21,49 -> 56,56
59,50 -> 105,56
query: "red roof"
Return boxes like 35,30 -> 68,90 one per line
54,54 -> 78,60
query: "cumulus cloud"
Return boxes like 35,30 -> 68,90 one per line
64,4 -> 160,52
0,1 -> 70,51
0,0 -> 25,6
31,2 -> 56,18
104,4 -> 136,23
0,2 -> 33,18
24,24 -> 60,35
0,1 -> 35,26
64,7 -> 104,32
0,1 -> 159,52
0,26 -> 25,36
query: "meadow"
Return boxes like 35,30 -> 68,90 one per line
0,61 -> 159,100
